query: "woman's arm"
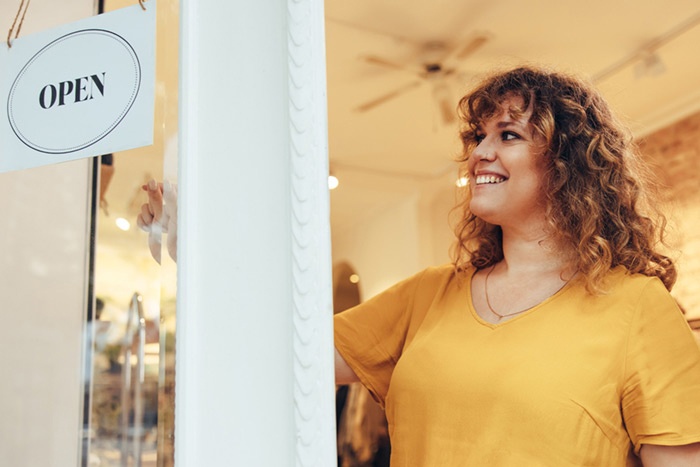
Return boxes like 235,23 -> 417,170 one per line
640,442 -> 700,466
335,347 -> 359,384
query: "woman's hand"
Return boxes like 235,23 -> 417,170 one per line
136,179 -> 178,263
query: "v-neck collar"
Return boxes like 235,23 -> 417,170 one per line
465,267 -> 578,329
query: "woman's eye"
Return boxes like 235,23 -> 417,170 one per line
474,134 -> 485,143
502,131 -> 520,141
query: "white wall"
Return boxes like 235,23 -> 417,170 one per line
332,186 -> 455,300
333,196 -> 422,299
0,1 -> 95,466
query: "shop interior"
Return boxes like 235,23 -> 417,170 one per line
2,1 -> 699,466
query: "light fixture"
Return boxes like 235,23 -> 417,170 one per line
634,51 -> 666,79
115,217 -> 131,231
328,174 -> 339,190
456,176 -> 469,187
349,274 -> 360,284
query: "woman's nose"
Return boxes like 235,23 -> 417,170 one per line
472,139 -> 496,161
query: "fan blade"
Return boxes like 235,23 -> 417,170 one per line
438,96 -> 456,124
355,81 -> 422,113
326,16 -> 420,47
454,33 -> 491,60
432,82 -> 456,124
361,54 -> 413,72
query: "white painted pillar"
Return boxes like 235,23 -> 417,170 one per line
176,1 -> 335,466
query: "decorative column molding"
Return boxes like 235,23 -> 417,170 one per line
176,0 -> 334,465
287,0 -> 336,466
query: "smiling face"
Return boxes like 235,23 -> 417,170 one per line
466,95 -> 547,230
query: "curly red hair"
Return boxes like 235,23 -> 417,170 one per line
452,66 -> 675,293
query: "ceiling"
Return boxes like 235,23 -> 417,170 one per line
325,0 -> 700,234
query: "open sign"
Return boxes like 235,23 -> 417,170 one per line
7,29 -> 141,155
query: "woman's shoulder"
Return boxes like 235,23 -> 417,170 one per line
419,263 -> 469,286
423,263 -> 461,277
596,267 -> 680,321
397,263 -> 465,298
604,266 -> 668,296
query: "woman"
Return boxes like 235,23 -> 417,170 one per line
334,66 -> 700,466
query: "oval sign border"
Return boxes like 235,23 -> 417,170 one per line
7,28 -> 142,155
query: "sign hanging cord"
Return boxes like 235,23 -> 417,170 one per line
6,0 -> 31,48
7,0 -> 144,49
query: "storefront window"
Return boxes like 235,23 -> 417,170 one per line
85,0 -> 179,465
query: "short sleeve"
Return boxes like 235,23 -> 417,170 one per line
621,278 -> 700,453
334,268 -> 439,407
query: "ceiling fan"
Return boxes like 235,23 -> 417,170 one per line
355,33 -> 490,124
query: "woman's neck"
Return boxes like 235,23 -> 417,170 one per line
499,224 -> 575,277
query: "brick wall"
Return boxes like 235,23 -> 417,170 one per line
638,111 -> 700,319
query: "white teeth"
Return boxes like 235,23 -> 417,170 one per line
475,175 -> 506,185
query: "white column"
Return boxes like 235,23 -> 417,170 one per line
176,1 -> 334,466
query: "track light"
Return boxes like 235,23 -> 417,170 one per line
634,51 -> 666,79
328,174 -> 339,190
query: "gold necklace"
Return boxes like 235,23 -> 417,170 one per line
483,265 -> 533,321
483,264 -> 574,321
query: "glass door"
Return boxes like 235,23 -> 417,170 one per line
84,0 -> 179,465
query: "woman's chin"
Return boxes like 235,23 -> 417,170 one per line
469,203 -> 500,224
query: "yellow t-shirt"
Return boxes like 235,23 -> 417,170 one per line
334,264 -> 700,466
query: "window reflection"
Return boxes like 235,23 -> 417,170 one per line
83,0 -> 179,466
